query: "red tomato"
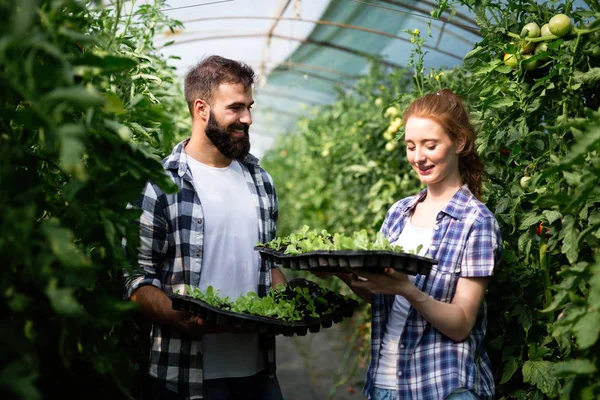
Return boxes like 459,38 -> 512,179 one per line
536,222 -> 550,237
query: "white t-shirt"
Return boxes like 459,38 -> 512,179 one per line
374,220 -> 433,389
187,156 -> 264,379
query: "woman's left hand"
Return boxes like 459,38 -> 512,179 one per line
345,267 -> 414,295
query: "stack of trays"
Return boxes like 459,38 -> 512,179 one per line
169,292 -> 359,337
255,248 -> 436,276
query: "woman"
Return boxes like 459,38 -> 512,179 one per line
326,89 -> 502,400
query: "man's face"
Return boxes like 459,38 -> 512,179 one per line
205,83 -> 254,160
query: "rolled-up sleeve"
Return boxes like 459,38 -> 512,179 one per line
122,183 -> 168,299
460,216 -> 502,277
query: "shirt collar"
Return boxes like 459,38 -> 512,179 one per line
164,138 -> 260,178
400,185 -> 473,221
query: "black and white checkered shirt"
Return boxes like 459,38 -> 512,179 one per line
123,139 -> 279,399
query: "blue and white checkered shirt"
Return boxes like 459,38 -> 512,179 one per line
363,185 -> 502,400
123,139 -> 278,399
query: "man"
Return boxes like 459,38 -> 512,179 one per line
123,55 -> 286,400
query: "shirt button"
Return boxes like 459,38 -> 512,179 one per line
430,245 -> 436,251
195,252 -> 200,257
433,225 -> 440,230
398,371 -> 403,377
400,344 -> 405,349
198,219 -> 203,224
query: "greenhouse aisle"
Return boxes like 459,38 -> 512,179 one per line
276,321 -> 367,400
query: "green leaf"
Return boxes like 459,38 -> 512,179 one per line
495,65 -> 514,74
589,209 -> 600,225
572,311 -> 600,349
500,356 -> 520,384
131,73 -> 163,84
58,26 -> 96,43
560,124 -> 600,164
553,359 -> 597,377
41,218 -> 91,268
540,290 -> 568,313
522,360 -> 560,398
519,213 -> 542,230
573,68 -> 600,85
561,216 -> 579,264
0,358 -> 40,400
57,124 -> 86,177
495,197 -> 511,214
519,307 -> 532,336
491,97 -> 516,108
103,92 -> 127,115
563,171 -> 582,187
43,87 -> 106,107
474,60 -> 502,75
463,46 -> 483,60
45,278 -> 86,317
105,119 -> 133,141
542,210 -> 562,225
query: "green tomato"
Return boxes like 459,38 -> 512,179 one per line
522,40 -> 535,54
520,176 -> 531,189
504,53 -> 517,68
534,42 -> 549,61
522,54 -> 538,71
540,23 -> 551,37
521,22 -> 541,38
548,14 -> 571,37
592,46 -> 600,57
385,141 -> 397,152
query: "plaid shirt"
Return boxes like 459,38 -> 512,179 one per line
363,185 -> 502,400
123,139 -> 278,399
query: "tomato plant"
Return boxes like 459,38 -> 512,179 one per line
263,0 -> 600,398
0,1 -> 189,398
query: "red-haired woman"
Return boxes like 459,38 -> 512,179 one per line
325,89 -> 502,400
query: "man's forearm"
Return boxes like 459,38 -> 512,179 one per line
131,285 -> 177,326
131,285 -> 241,336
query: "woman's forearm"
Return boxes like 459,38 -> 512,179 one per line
401,277 -> 488,342
402,285 -> 472,341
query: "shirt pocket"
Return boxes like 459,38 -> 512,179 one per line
421,262 -> 460,303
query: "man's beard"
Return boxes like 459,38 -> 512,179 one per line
205,111 -> 251,160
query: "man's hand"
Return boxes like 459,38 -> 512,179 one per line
171,310 -> 238,338
131,285 -> 242,338
310,270 -> 335,279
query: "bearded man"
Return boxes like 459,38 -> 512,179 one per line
123,55 -> 286,400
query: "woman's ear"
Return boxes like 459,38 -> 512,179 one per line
456,136 -> 466,154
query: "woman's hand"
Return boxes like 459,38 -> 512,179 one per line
346,267 -> 414,296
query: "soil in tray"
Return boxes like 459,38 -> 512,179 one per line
170,278 -> 359,336
256,247 -> 436,276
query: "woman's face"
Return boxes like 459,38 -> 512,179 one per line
404,117 -> 463,188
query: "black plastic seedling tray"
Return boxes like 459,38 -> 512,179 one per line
169,292 -> 359,337
255,247 -> 437,276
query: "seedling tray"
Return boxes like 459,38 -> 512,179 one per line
169,292 -> 359,337
255,248 -> 436,276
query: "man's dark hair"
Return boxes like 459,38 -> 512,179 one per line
184,55 -> 256,117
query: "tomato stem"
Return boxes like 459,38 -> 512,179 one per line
506,27 -> 598,42
507,32 -> 559,42
539,240 -> 552,314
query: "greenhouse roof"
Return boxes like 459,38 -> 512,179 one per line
154,0 -> 482,157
